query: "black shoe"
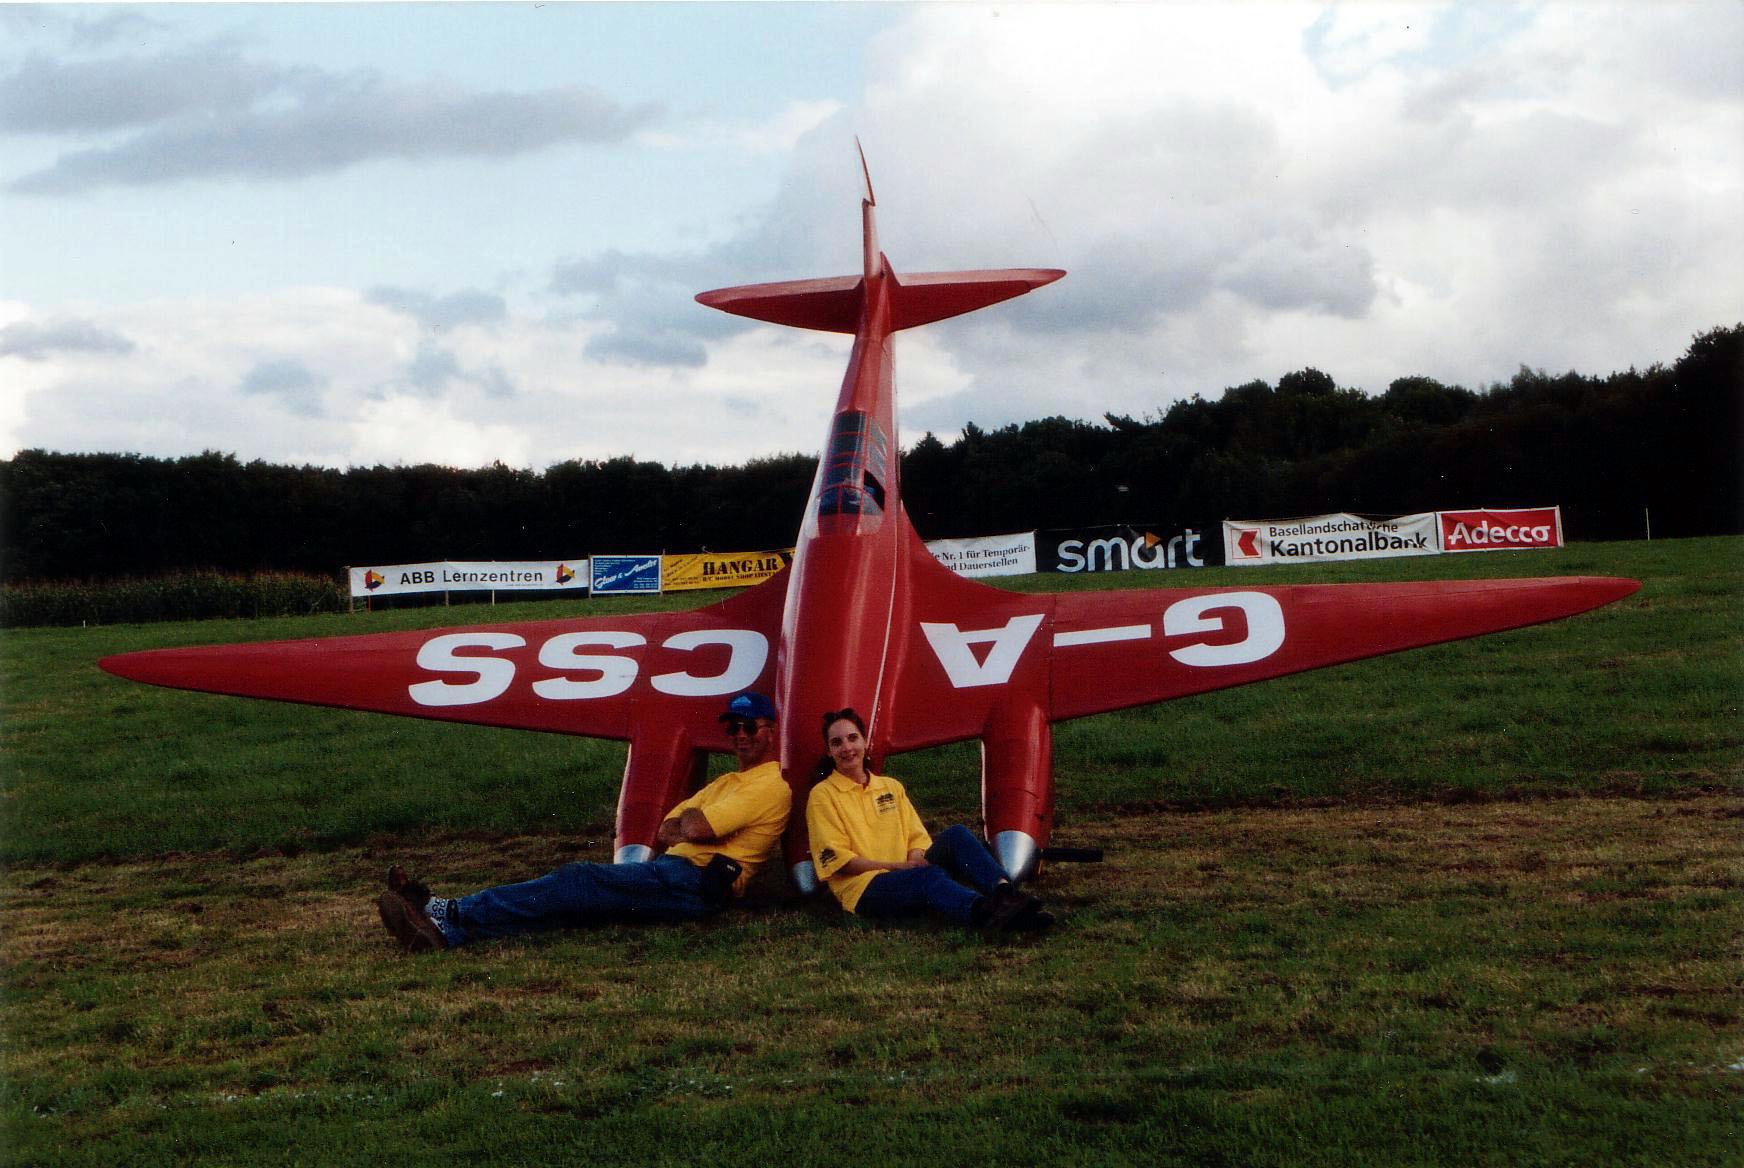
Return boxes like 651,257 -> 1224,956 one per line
983,883 -> 1046,932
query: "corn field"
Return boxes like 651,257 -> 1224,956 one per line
0,572 -> 346,627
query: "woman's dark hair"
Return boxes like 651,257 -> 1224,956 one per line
820,707 -> 867,743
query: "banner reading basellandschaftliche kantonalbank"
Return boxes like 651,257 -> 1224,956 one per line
348,560 -> 586,598
1223,513 -> 1438,566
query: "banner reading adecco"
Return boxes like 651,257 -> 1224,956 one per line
1223,513 -> 1438,566
349,559 -> 586,598
662,550 -> 793,591
1439,507 -> 1563,553
925,532 -> 1037,579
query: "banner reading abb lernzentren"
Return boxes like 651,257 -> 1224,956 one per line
349,559 -> 585,598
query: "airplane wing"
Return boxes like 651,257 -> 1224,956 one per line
882,540 -> 1639,752
98,571 -> 790,755
1042,575 -> 1638,720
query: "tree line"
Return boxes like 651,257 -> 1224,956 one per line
3,325 -> 1738,583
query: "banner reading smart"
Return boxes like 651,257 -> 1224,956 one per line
1042,525 -> 1209,573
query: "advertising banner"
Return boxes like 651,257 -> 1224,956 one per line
662,550 -> 793,591
1223,513 -> 1437,566
349,559 -> 585,598
1039,525 -> 1211,574
925,532 -> 1037,579
1438,507 -> 1563,553
590,555 -> 663,595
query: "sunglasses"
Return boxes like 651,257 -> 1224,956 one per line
723,718 -> 769,737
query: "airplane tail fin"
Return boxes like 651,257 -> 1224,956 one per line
697,142 -> 1064,332
696,268 -> 1066,334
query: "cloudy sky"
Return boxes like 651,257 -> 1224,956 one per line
2,2 -> 1739,470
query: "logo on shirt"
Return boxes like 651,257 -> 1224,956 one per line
875,792 -> 896,814
819,847 -> 837,867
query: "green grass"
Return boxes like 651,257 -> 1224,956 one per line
4,801 -> 1738,1166
2,537 -> 1740,1165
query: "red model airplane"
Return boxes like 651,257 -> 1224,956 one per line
101,160 -> 1639,889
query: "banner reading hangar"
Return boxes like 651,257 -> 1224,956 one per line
662,550 -> 793,591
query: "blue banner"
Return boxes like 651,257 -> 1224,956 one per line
590,555 -> 662,595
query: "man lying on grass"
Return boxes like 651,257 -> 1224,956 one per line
376,692 -> 791,952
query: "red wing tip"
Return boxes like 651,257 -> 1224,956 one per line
1573,576 -> 1641,601
99,650 -> 175,683
98,652 -> 136,678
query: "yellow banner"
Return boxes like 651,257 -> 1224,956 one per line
661,550 -> 793,592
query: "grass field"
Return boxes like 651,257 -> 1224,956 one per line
3,537 -> 1740,1165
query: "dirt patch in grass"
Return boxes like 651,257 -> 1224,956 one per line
4,793 -> 1740,1166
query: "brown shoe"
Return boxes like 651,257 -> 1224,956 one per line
386,865 -> 432,908
377,889 -> 447,952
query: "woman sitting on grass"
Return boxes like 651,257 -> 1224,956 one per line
805,708 -> 1051,933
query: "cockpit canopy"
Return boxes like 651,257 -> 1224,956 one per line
818,409 -> 890,518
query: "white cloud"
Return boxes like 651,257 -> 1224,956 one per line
3,46 -> 661,195
750,0 -> 1743,424
1,287 -> 862,469
347,395 -> 532,469
0,316 -> 135,360
732,100 -> 845,155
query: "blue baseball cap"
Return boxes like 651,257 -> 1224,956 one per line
718,692 -> 777,722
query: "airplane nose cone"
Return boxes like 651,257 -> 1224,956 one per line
994,830 -> 1040,882
615,844 -> 654,864
790,859 -> 819,895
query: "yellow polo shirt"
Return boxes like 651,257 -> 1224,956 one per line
665,760 -> 791,896
805,770 -> 932,913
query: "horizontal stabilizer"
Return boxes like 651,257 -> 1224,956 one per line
695,276 -> 864,333
890,268 -> 1066,330
696,268 -> 1065,334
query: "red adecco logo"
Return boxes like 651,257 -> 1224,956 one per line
1440,508 -> 1561,552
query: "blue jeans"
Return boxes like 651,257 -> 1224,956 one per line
439,854 -> 710,947
854,825 -> 1010,926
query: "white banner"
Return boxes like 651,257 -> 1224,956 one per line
349,559 -> 587,598
1223,513 -> 1438,566
925,531 -> 1037,578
